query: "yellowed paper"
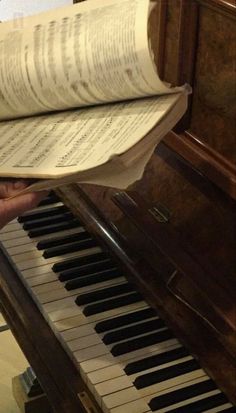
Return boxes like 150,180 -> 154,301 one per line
0,93 -> 186,180
0,0 -> 176,121
9,92 -> 187,192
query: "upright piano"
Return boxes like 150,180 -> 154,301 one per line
0,1 -> 235,412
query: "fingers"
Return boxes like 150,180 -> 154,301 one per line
0,180 -> 28,198
0,191 -> 48,229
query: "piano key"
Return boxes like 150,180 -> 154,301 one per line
138,369 -> 206,398
110,399 -> 151,413
60,257 -> 115,282
53,250 -> 109,273
20,246 -> 101,273
103,318 -> 165,345
37,192 -> 60,206
55,301 -> 148,332
22,212 -> 74,231
28,218 -> 81,238
95,307 -> 157,333
79,337 -> 179,376
102,386 -> 151,412
27,272 -> 58,287
14,246 -> 102,270
134,359 -> 199,389
61,301 -> 148,341
87,344 -> 183,386
18,204 -> 68,222
37,229 -> 89,250
43,237 -> 97,258
76,282 -> 134,305
83,292 -> 143,316
111,329 -> 174,356
66,268 -> 122,290
148,378 -> 217,410
36,277 -> 126,304
125,346 -> 189,375
165,392 -> 230,413
2,226 -> 85,247
0,221 -> 24,234
204,406 -> 236,413
74,342 -> 110,363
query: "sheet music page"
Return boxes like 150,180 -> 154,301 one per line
0,93 -> 187,179
0,0 -> 175,121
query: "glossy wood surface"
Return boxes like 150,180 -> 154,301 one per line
57,164 -> 236,404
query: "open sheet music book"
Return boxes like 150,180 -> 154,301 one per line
0,0 -> 189,193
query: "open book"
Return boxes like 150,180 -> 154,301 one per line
0,0 -> 189,193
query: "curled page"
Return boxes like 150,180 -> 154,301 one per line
0,0 -> 184,121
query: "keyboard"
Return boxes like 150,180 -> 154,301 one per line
0,193 -> 235,413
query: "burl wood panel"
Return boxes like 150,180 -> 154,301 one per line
190,3 -> 236,164
162,0 -> 182,85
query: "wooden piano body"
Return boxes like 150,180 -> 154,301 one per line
0,0 -> 235,412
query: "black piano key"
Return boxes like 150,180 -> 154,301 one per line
58,258 -> 114,281
43,238 -> 97,258
38,193 -> 60,206
37,231 -> 90,250
165,392 -> 230,413
111,329 -> 174,356
83,292 -> 143,316
23,212 -> 74,231
67,268 -> 121,290
134,359 -> 199,389
53,251 -> 109,273
103,318 -> 165,345
95,307 -> 157,333
125,346 -> 189,375
75,282 -> 134,306
149,378 -> 216,410
18,205 -> 69,222
28,218 -> 81,238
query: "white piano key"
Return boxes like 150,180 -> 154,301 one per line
2,235 -> 34,248
32,280 -> 65,294
110,399 -> 150,413
74,342 -> 110,363
62,323 -> 96,341
0,221 -> 23,234
102,386 -> 145,412
6,241 -> 39,255
80,353 -> 116,375
27,272 -> 57,287
0,228 -> 29,241
37,286 -> 71,303
88,364 -> 125,385
95,375 -> 133,398
204,404 -> 235,413
12,249 -> 49,263
43,296 -> 76,313
68,333 -> 103,351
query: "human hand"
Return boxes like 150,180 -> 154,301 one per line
0,181 -> 48,230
